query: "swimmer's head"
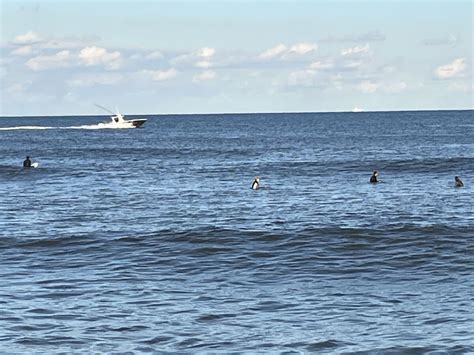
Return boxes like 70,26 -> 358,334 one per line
373,171 -> 378,176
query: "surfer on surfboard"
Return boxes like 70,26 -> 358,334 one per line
22,156 -> 38,168
23,156 -> 32,168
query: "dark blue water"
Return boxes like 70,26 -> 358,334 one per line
1,110 -> 473,353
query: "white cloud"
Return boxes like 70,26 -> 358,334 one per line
26,50 -> 74,71
435,58 -> 466,78
130,51 -> 164,61
357,80 -> 408,94
196,47 -> 215,58
357,80 -> 379,93
381,65 -> 396,74
195,60 -> 213,68
260,42 -> 318,60
13,31 -> 41,44
67,73 -> 124,87
25,46 -> 123,71
288,42 -> 318,55
341,43 -> 370,56
344,61 -> 362,69
145,51 -> 164,60
171,47 -> 216,68
193,70 -> 217,82
384,81 -> 408,93
129,53 -> 143,60
12,31 -> 99,49
259,44 -> 287,59
309,60 -> 333,70
78,46 -> 122,69
143,68 -> 178,81
11,45 -> 34,56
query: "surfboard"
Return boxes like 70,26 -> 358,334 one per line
31,162 -> 39,168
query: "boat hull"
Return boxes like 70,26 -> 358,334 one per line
130,119 -> 147,128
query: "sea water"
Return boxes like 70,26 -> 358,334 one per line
0,110 -> 473,353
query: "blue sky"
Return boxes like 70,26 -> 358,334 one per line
0,0 -> 472,116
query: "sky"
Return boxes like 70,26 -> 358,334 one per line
0,0 -> 472,116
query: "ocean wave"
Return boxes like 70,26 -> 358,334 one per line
1,224 -> 472,353
2,224 -> 472,249
263,157 -> 474,174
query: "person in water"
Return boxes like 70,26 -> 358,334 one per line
23,156 -> 32,168
251,177 -> 260,190
370,170 -> 379,183
454,176 -> 464,187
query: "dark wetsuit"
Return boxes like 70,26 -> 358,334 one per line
23,158 -> 32,168
455,178 -> 464,187
370,174 -> 378,183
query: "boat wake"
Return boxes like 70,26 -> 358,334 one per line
0,123 -> 136,130
0,125 -> 55,130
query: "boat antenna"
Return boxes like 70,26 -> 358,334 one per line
94,103 -> 116,116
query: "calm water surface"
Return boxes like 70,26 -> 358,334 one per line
0,110 -> 473,353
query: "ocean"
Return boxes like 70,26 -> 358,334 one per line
0,110 -> 473,353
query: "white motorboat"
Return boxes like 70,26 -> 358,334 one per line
95,104 -> 147,128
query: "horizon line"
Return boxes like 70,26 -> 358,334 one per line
0,107 -> 472,119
